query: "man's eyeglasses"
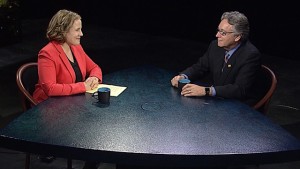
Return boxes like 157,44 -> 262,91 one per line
217,29 -> 234,36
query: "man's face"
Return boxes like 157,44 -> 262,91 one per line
216,19 -> 241,51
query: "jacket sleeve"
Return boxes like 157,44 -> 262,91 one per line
180,42 -> 213,81
78,45 -> 102,83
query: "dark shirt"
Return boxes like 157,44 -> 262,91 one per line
69,55 -> 83,83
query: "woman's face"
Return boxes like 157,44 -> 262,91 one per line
65,19 -> 83,46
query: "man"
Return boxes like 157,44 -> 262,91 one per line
171,11 -> 261,106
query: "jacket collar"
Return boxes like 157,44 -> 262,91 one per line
50,41 -> 76,82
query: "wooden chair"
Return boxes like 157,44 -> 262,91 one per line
253,65 -> 277,115
16,62 -> 38,111
16,62 -> 72,169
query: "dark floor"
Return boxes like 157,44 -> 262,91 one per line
0,19 -> 300,169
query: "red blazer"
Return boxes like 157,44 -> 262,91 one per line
33,41 -> 102,103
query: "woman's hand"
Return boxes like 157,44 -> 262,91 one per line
84,77 -> 99,91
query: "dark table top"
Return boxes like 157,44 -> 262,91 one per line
1,65 -> 300,167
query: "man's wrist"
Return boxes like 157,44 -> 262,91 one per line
179,74 -> 188,79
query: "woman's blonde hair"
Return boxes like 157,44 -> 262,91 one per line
46,9 -> 81,43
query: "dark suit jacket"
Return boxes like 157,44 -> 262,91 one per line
181,40 -> 261,106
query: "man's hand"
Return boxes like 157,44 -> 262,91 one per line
171,75 -> 185,87
181,84 -> 206,96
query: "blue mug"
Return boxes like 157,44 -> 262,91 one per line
178,79 -> 190,91
92,87 -> 111,105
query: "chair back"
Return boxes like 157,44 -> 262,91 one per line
253,65 -> 277,115
16,62 -> 73,169
16,62 -> 38,111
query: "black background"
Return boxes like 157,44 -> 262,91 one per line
21,0 -> 299,60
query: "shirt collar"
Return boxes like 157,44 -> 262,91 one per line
226,43 -> 241,57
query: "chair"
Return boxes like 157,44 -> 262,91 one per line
16,62 -> 38,111
16,62 -> 72,169
252,65 -> 277,115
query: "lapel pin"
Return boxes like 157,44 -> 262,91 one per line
228,65 -> 231,68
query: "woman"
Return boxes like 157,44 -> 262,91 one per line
33,9 -> 102,103
33,9 -> 102,169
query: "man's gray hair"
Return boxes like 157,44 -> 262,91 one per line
221,11 -> 249,42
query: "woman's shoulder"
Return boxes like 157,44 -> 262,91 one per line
38,42 -> 64,60
40,41 -> 61,53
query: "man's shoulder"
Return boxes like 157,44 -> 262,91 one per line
207,40 -> 224,53
236,41 -> 261,62
210,39 -> 218,45
241,40 -> 260,53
